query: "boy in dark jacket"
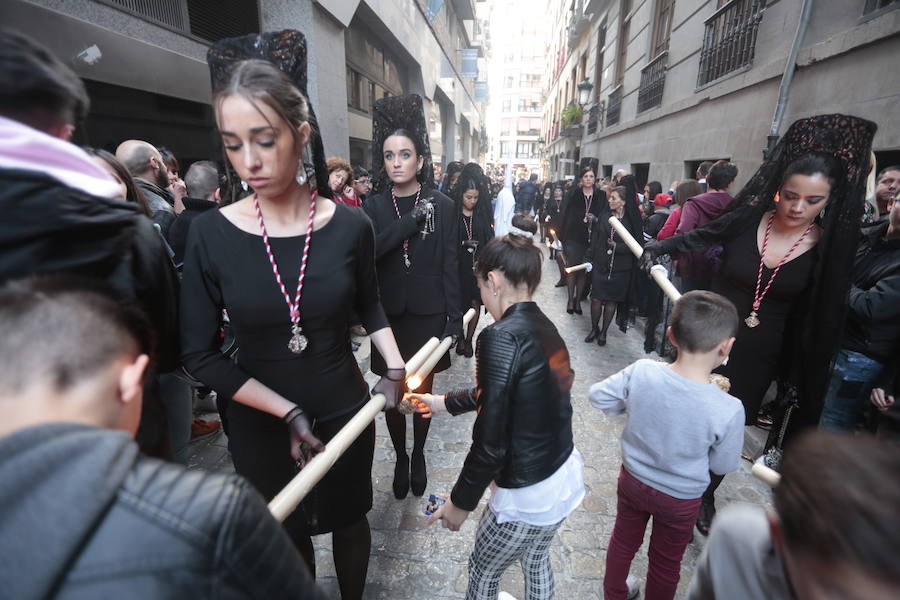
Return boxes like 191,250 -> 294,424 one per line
0,279 -> 322,600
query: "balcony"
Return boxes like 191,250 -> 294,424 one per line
637,51 -> 667,113
605,85 -> 622,127
697,0 -> 766,88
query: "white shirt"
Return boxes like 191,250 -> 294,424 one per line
489,448 -> 585,526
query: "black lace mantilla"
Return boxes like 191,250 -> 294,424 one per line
370,94 -> 435,194
206,30 -> 331,200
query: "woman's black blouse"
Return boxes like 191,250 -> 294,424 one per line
180,203 -> 388,422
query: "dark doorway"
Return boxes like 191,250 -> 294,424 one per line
631,163 -> 650,190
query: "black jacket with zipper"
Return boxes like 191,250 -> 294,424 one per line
843,220 -> 900,362
445,302 -> 575,511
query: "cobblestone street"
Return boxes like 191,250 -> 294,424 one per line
188,244 -> 771,599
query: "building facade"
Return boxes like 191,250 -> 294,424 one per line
484,0 -> 546,178
542,0 -> 900,189
6,0 -> 488,174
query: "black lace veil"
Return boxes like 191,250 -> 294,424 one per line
370,94 -> 435,194
453,163 -> 494,239
206,29 -> 331,200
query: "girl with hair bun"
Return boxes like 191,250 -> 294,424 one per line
409,213 -> 584,599
453,163 -> 494,357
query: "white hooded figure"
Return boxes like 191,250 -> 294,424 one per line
493,163 -> 516,237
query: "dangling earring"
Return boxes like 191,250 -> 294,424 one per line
296,158 -> 307,185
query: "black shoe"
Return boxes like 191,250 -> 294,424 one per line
566,298 -> 575,314
597,332 -> 607,346
555,278 -> 566,287
455,341 -> 466,356
410,451 -> 427,497
573,302 -> 583,315
463,339 -> 474,358
393,455 -> 409,499
585,328 -> 600,343
696,498 -> 716,536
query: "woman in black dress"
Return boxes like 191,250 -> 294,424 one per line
182,38 -> 405,599
644,114 -> 876,535
364,94 -> 463,500
559,166 -> 606,314
454,163 -> 494,358
586,175 -> 643,346
545,184 -> 568,286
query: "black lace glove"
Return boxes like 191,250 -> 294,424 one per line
373,367 -> 405,411
442,316 -> 464,349
283,406 -> 324,465
640,241 -> 662,272
411,199 -> 433,224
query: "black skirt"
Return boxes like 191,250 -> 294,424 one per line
226,400 -> 375,538
371,312 -> 451,376
562,241 -> 588,267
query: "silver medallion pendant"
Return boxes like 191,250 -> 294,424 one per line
288,324 -> 309,354
467,246 -> 475,254
744,311 -> 760,328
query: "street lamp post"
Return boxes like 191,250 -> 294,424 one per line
577,78 -> 594,107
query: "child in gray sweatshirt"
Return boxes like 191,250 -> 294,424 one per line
589,291 -> 744,600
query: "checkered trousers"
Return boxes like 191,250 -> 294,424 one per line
465,508 -> 564,600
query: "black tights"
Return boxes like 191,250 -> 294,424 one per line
293,516 -> 371,600
385,374 -> 434,461
589,298 -> 619,334
566,271 -> 587,307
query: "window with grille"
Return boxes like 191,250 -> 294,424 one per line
697,0 -> 765,88
638,51 -> 667,112
606,85 -> 622,127
102,0 -> 259,42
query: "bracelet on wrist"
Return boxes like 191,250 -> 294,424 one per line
282,406 -> 304,424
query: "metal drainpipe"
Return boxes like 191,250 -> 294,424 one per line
765,0 -> 815,158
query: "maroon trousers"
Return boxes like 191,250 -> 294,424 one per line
604,467 -> 702,600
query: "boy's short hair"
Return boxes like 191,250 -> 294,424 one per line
669,290 -> 738,353
775,431 -> 900,588
0,277 -> 152,395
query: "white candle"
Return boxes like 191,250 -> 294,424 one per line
268,394 -> 387,522
608,216 -> 644,258
565,262 -> 592,274
405,337 -> 439,377
650,265 -> 682,303
751,462 -> 781,487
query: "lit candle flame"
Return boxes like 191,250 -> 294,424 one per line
406,375 -> 423,391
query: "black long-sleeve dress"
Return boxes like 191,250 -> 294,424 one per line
544,194 -> 565,242
180,202 -> 388,538
559,186 -> 606,266
365,187 -> 462,383
458,210 -> 494,308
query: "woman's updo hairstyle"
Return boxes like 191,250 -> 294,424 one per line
610,185 -> 627,203
781,152 -> 844,193
475,214 -> 542,294
212,59 -> 310,154
579,165 -> 596,182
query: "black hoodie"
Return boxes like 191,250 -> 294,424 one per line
0,423 -> 322,599
0,167 -> 179,371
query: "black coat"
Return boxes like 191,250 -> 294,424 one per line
843,221 -> 900,362
365,187 -> 463,337
168,196 -> 218,265
0,423 -> 322,600
444,302 -> 575,511
559,186 -> 606,244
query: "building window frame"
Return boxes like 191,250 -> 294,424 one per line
696,0 -> 766,90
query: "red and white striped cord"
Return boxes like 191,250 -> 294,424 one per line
254,191 -> 317,325
751,211 -> 814,312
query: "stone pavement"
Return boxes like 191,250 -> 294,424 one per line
187,243 -> 771,599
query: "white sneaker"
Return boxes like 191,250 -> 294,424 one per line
498,592 -> 518,600
626,575 -> 641,599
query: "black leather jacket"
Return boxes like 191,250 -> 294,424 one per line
445,302 -> 575,511
0,424 -> 322,600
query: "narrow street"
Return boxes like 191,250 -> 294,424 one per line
188,242 -> 771,599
